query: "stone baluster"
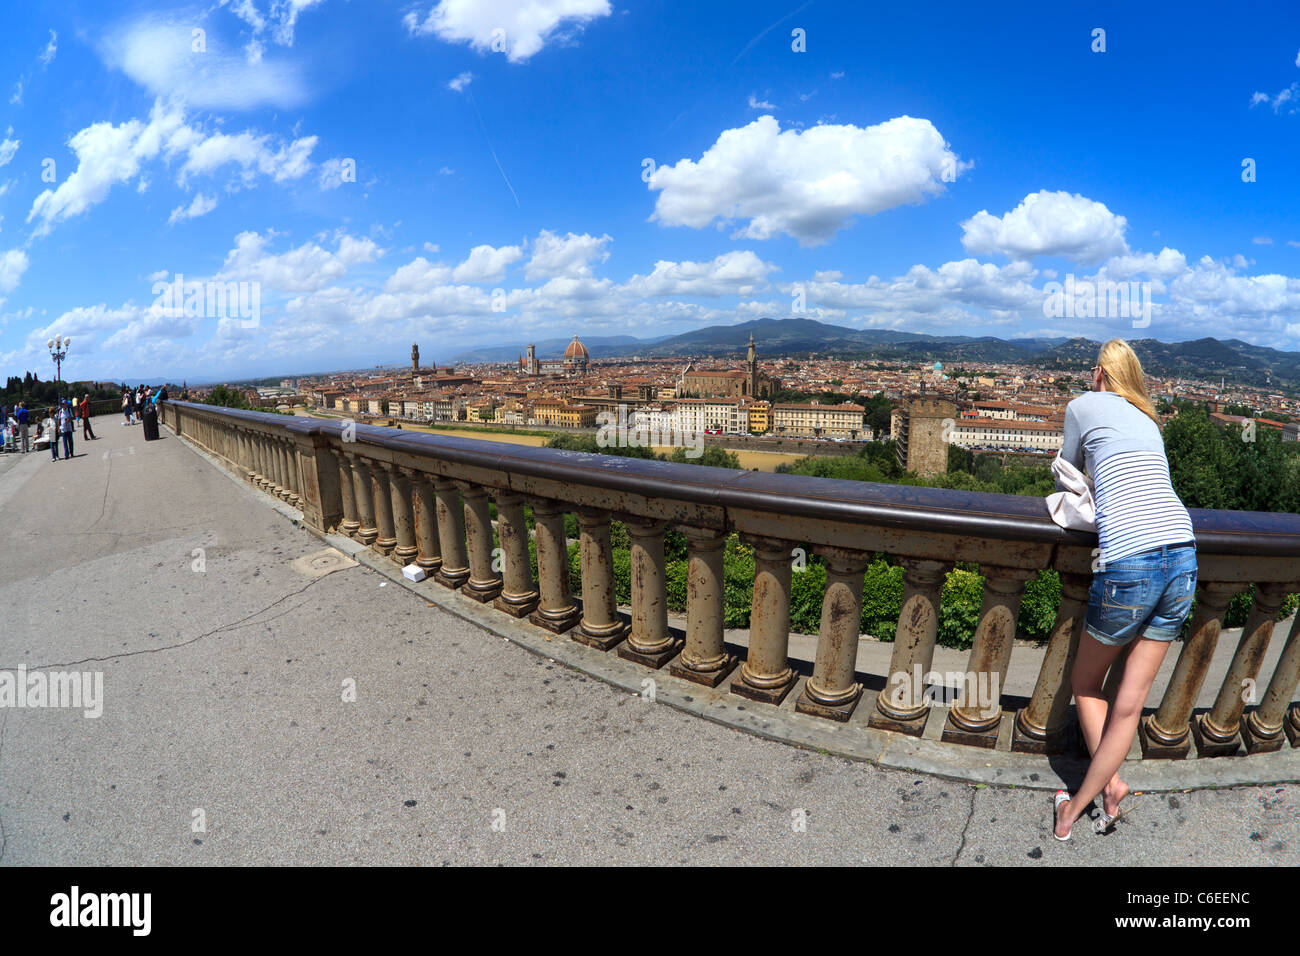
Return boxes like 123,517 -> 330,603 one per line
388,468 -> 418,566
347,453 -> 379,546
796,547 -> 871,721
871,559 -> 947,736
238,429 -> 254,482
370,462 -> 398,555
493,492 -> 537,617
268,434 -> 286,497
942,567 -> 1035,748
731,535 -> 798,704
458,482 -> 502,602
253,432 -> 269,490
1242,608 -> 1300,753
669,528 -> 736,687
527,498 -> 580,632
336,450 -> 360,537
281,438 -> 300,505
1194,583 -> 1288,757
411,476 -> 442,573
571,508 -> 628,650
618,517 -> 681,668
1141,582 -> 1237,758
432,479 -> 470,588
1012,572 -> 1088,753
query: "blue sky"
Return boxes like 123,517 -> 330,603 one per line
1,0 -> 1298,382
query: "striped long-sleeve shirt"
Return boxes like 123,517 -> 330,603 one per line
1059,391 -> 1194,565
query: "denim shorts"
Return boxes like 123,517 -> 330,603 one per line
1085,543 -> 1198,647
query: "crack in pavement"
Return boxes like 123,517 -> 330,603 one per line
950,786 -> 977,866
2,569 -> 347,671
84,453 -> 113,533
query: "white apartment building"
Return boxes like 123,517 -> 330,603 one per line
702,398 -> 747,434
771,402 -> 867,439
950,417 -> 1063,451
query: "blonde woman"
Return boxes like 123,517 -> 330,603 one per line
1052,339 -> 1197,840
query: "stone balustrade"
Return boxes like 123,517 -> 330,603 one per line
161,401 -> 1300,760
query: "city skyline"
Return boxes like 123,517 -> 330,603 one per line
1,1 -> 1299,383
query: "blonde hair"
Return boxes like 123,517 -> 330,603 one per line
1097,338 -> 1160,427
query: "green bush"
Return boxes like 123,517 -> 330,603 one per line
665,558 -> 688,613
939,569 -> 984,651
1018,570 -> 1061,643
722,536 -> 756,628
860,560 -> 905,641
789,562 -> 828,635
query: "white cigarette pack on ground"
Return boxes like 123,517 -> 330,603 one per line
402,564 -> 427,582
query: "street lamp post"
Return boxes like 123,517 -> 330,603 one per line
47,335 -> 70,402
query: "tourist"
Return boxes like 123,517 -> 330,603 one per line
122,388 -> 133,425
16,401 -> 29,453
1051,339 -> 1196,841
59,399 -> 75,459
80,394 -> 97,440
44,407 -> 59,460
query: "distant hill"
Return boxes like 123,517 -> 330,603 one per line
449,318 -> 1300,388
620,319 -> 1300,388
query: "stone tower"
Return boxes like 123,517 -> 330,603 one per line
746,333 -> 758,397
895,398 -> 956,477
411,343 -> 419,375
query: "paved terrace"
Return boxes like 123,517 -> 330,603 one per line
0,415 -> 1296,865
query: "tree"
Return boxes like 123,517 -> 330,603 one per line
669,445 -> 740,469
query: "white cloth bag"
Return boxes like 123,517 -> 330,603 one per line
1046,455 -> 1096,532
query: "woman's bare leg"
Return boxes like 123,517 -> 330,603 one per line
1075,637 -> 1133,816
1056,637 -> 1170,836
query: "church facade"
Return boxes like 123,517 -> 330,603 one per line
678,334 -> 778,399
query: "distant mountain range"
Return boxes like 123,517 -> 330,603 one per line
455,318 -> 1300,389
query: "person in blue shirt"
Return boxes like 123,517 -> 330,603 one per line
58,400 -> 75,459
16,402 -> 30,453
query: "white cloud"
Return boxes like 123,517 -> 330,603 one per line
214,230 -> 382,292
748,93 -> 776,110
1167,256 -> 1300,326
103,17 -> 311,111
1253,236 -> 1274,245
27,100 -> 317,236
146,269 -> 169,282
1250,83 -> 1298,114
167,193 -> 218,225
1097,247 -> 1187,281
384,257 -> 452,292
648,115 -> 967,247
40,30 -> 57,66
960,190 -> 1129,264
423,241 -> 440,253
404,0 -> 612,63
624,251 -> 778,297
448,71 -> 473,91
317,156 -> 356,189
0,136 -> 18,167
453,243 -> 523,283
0,248 -> 29,306
525,230 -> 610,279
9,81 -> 21,106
